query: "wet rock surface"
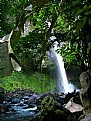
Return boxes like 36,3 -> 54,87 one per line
0,88 -> 84,121
0,89 -> 39,121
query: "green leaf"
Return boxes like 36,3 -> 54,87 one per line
76,21 -> 83,33
89,5 -> 91,9
84,11 -> 90,15
75,9 -> 83,17
72,0 -> 79,5
76,19 -> 86,33
71,52 -> 77,55
88,18 -> 91,25
83,5 -> 91,12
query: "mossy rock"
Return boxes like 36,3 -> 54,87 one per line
40,110 -> 68,121
40,96 -> 68,121
41,96 -> 55,112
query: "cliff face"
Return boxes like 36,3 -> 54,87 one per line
80,68 -> 91,116
0,41 -> 13,78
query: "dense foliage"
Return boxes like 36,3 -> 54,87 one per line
56,1 -> 91,71
1,0 -> 28,37
1,0 -> 91,74
14,32 -> 45,73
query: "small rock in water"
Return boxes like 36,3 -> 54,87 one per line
28,103 -> 36,108
23,96 -> 29,99
11,98 -> 20,104
19,99 -> 25,106
28,95 -> 36,104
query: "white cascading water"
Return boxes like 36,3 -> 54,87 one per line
51,42 -> 75,93
47,22 -> 76,93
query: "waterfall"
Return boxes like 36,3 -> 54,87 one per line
50,42 -> 75,93
47,22 -> 77,93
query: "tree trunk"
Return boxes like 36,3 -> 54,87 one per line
38,14 -> 58,72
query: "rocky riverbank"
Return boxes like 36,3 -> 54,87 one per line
0,87 -> 88,121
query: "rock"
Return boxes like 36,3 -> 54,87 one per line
64,90 -> 77,104
39,95 -> 76,121
4,96 -> 11,102
28,103 -> 36,108
0,101 -> 11,113
11,98 -> 20,104
80,69 -> 91,115
33,111 -> 41,121
28,95 -> 37,104
19,99 -> 25,105
21,96 -> 29,104
52,92 -> 65,105
87,84 -> 91,104
0,104 -> 3,113
0,87 -> 5,104
73,93 -> 82,104
80,114 -> 91,121
23,95 -> 29,99
0,87 -> 4,94
29,118 -> 34,121
40,110 -> 68,121
0,94 -> 5,104
0,89 -> 84,121
64,97 -> 83,113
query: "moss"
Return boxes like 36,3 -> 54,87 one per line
40,96 -> 68,121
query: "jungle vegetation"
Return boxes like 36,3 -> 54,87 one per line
0,0 -> 91,92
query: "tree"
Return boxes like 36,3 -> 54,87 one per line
55,0 -> 91,71
1,0 -> 91,74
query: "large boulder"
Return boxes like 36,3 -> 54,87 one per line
80,114 -> 91,121
39,94 -> 76,121
80,68 -> 91,115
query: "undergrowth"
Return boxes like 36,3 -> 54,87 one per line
0,71 -> 56,93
